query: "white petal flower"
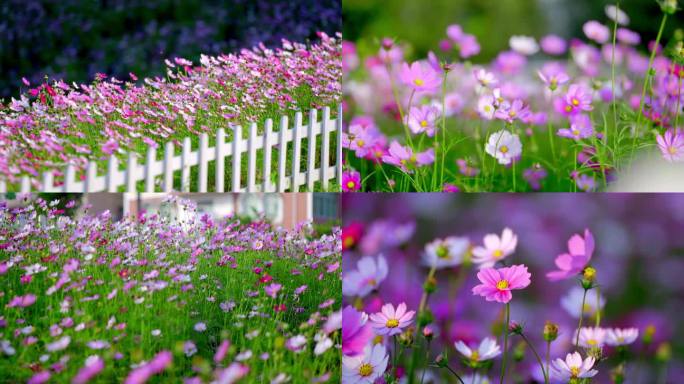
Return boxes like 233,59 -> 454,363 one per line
485,130 -> 522,165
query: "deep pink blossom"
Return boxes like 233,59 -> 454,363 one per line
547,229 -> 595,281
472,264 -> 531,303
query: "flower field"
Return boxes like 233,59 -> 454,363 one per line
0,33 -> 341,191
0,197 -> 341,383
342,2 -> 683,192
342,193 -> 684,383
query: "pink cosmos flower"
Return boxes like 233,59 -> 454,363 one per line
216,363 -> 249,384
558,84 -> 593,115
557,114 -> 594,139
28,371 -> 50,384
473,69 -> 498,88
575,327 -> 607,348
382,141 -> 435,173
606,328 -> 639,346
264,283 -> 282,299
472,264 -> 531,304
342,170 -> 361,192
583,21 -> 610,44
342,306 -> 374,356
540,35 -> 567,55
617,28 -> 640,45
523,164 -> 548,190
342,254 -> 388,298
408,105 -> 440,136
369,302 -> 415,336
72,357 -> 105,384
494,99 -> 530,123
546,229 -> 595,281
656,129 -> 684,162
8,294 -> 37,308
399,62 -> 441,93
472,228 -> 518,268
550,352 -> 598,381
537,66 -> 570,92
575,173 -> 597,192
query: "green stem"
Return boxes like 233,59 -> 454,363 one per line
439,72 -> 448,190
512,160 -> 517,192
520,332 -> 549,384
392,335 -> 398,379
405,90 -> 416,148
500,302 -> 510,384
442,363 -> 466,384
408,266 -> 437,382
595,286 -> 601,327
575,287 -> 588,348
420,341 -> 431,384
546,341 -> 551,384
632,13 -> 668,156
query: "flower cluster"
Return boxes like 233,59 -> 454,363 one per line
343,4 -> 683,192
0,33 -> 341,185
0,196 -> 341,382
342,193 -> 682,383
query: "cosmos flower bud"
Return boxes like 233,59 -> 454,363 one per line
581,266 -> 597,289
513,340 -> 526,362
381,38 -> 394,50
642,325 -> 656,345
656,342 -> 672,362
610,365 -> 625,384
508,321 -> 523,335
543,321 -> 559,342
423,276 -> 438,294
660,0 -> 678,15
422,326 -> 434,341
435,352 -> 448,367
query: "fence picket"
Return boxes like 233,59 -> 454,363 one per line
306,109 -> 317,191
106,155 -> 118,192
64,164 -> 76,192
231,125 -> 242,192
321,107 -> 331,190
3,107 -> 339,193
291,112 -> 303,192
215,128 -> 226,192
181,137 -> 191,192
163,141 -> 174,192
126,153 -> 137,192
85,162 -> 97,192
198,133 -> 209,193
336,104 -> 343,183
247,123 -> 257,192
262,119 -> 273,192
145,146 -> 156,192
277,116 -> 288,192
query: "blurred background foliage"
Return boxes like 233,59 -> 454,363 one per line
0,0 -> 341,99
343,0 -> 681,61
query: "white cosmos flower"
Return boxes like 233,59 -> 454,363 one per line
454,337 -> 501,362
509,35 -> 539,55
342,254 -> 388,298
605,4 -> 629,25
606,328 -> 639,346
575,327 -> 607,348
485,130 -> 522,165
46,336 -> 71,352
342,344 -> 388,384
550,351 -> 598,381
422,236 -> 470,269
477,95 -> 496,120
560,286 -> 605,319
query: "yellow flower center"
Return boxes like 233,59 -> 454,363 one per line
572,98 -> 580,106
368,278 -> 377,287
587,339 -> 597,346
493,249 -> 504,258
668,146 -> 677,154
346,181 -> 356,189
420,120 -> 428,127
409,154 -> 417,163
343,236 -> 354,248
496,280 -> 509,290
570,366 -> 580,377
508,110 -> 517,117
373,335 -> 384,345
386,318 -> 399,328
470,350 -> 480,361
356,139 -> 365,147
358,363 -> 373,377
499,145 -> 509,154
572,128 -> 580,136
484,105 -> 492,112
414,78 -> 424,86
565,105 -> 573,112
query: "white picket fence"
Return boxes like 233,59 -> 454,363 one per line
0,106 -> 342,193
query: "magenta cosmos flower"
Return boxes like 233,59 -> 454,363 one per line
342,170 -> 361,192
472,264 -> 531,304
8,294 -> 37,308
342,306 -> 374,356
546,229 -> 595,281
656,129 -> 684,162
399,61 -> 441,93
382,141 -> 435,173
557,114 -> 594,140
558,84 -> 593,115
369,302 -> 415,336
